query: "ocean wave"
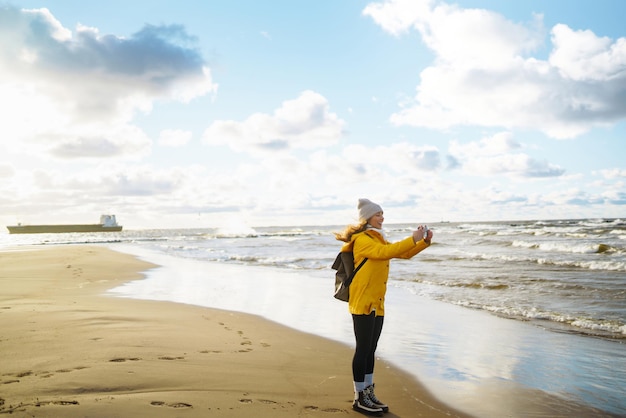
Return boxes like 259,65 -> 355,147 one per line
213,228 -> 324,240
511,240 -> 622,254
460,251 -> 626,271
537,258 -> 626,271
450,301 -> 625,339
407,278 -> 510,290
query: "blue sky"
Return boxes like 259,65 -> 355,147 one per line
1,0 -> 625,229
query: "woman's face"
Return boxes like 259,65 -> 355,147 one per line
369,211 -> 384,229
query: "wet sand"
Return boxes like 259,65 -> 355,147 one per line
0,245 -> 472,417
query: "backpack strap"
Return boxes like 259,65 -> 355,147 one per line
350,231 -> 374,280
349,257 -> 368,281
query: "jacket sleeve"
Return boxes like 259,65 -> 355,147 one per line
354,232 -> 429,261
397,238 -> 430,259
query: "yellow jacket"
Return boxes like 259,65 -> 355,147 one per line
341,229 -> 430,316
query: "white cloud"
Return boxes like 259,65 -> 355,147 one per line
364,0 -> 626,139
599,168 -> 626,179
449,132 -> 520,156
158,129 -> 193,147
550,24 -> 626,81
0,6 -> 217,159
202,90 -> 345,154
0,163 -> 15,178
46,124 -> 152,159
448,132 -> 565,178
344,142 -> 441,173
365,0 -> 542,66
23,7 -> 72,42
362,0 -> 433,37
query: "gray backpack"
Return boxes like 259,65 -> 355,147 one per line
331,251 -> 368,302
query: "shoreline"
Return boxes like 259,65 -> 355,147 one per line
108,244 -> 625,418
0,245 -> 471,417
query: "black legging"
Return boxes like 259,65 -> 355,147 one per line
352,311 -> 384,382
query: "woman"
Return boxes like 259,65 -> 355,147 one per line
335,198 -> 432,415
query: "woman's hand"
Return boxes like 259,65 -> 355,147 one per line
412,225 -> 433,243
424,228 -> 433,244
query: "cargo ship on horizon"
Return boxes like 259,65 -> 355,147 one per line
6,214 -> 123,234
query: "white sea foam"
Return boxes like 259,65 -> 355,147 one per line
512,239 -> 607,254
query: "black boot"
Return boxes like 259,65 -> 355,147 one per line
353,390 -> 384,416
365,384 -> 389,413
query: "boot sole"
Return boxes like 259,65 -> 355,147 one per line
352,404 -> 384,416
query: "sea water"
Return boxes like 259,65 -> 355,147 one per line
1,218 -> 624,416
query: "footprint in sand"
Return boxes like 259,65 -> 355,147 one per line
109,357 -> 141,362
1,370 -> 32,384
16,371 -> 33,378
239,399 -> 278,405
218,321 -> 272,353
305,405 -> 345,413
150,401 -> 192,408
2,379 -> 20,385
35,400 -> 79,406
8,367 -> 89,381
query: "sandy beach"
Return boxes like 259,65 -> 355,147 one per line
0,245 -> 472,417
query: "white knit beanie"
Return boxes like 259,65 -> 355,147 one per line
358,198 -> 383,223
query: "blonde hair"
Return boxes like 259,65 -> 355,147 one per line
334,221 -> 368,243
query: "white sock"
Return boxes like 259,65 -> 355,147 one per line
365,373 -> 374,387
354,381 -> 367,393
